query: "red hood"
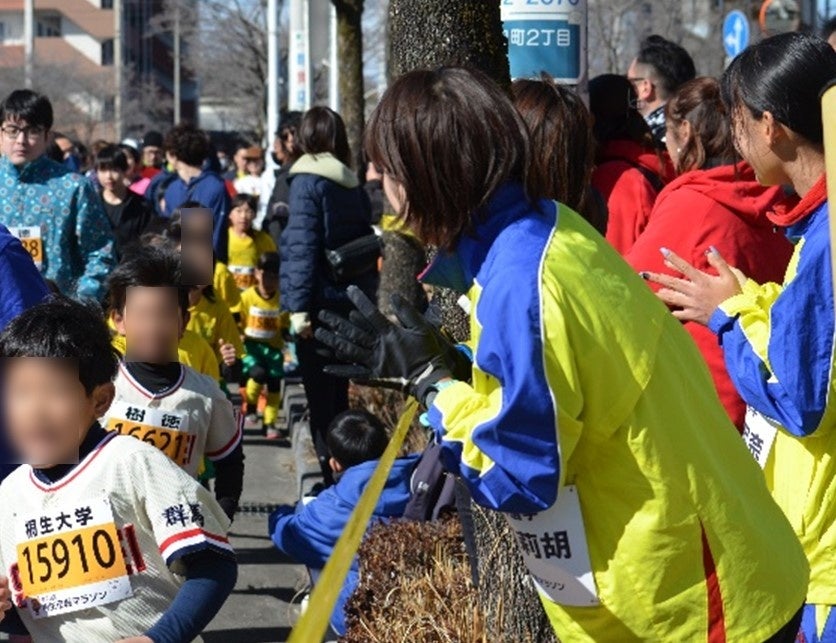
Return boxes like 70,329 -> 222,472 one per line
597,139 -> 674,181
658,162 -> 795,228
767,174 -> 826,228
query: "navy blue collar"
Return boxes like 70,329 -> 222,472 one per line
420,183 -> 536,293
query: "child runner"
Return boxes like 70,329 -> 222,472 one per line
0,297 -> 236,642
103,245 -> 244,520
96,144 -> 158,261
227,193 -> 277,292
165,204 -> 242,319
239,252 -> 290,439
269,410 -> 417,637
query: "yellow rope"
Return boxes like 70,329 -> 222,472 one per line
288,397 -> 419,642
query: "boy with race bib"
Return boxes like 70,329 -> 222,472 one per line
239,252 -> 290,439
0,297 -> 236,642
103,245 -> 244,521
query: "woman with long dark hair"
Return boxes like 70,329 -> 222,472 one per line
316,66 -> 807,642
627,77 -> 794,430
646,33 -> 836,640
280,106 -> 375,485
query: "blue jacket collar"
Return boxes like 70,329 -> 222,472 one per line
420,183 -> 533,293
0,153 -> 50,178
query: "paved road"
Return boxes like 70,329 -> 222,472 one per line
204,384 -> 311,643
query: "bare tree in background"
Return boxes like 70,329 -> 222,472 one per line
0,60 -> 116,143
587,0 -> 725,78
154,0 -> 268,138
122,72 -> 174,139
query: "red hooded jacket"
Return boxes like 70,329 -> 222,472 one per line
625,162 -> 794,430
592,139 -> 669,255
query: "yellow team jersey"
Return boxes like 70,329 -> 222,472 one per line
239,286 -> 289,350
187,294 -> 245,366
214,262 -> 241,316
227,231 -> 276,291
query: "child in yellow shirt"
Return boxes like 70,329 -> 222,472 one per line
239,252 -> 289,439
227,194 -> 276,292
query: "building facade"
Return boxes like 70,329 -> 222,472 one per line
0,0 -> 196,142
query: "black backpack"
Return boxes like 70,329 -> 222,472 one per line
403,441 -> 457,521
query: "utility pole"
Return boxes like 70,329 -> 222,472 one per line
267,0 -> 280,146
329,3 -> 339,111
114,0 -> 123,140
24,0 -> 33,89
173,1 -> 181,125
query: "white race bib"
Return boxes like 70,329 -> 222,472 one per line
14,496 -> 133,618
8,225 -> 43,268
506,485 -> 599,606
105,402 -> 194,466
742,406 -> 779,469
245,306 -> 281,340
228,265 -> 255,290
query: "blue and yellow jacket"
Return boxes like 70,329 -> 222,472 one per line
0,155 -> 115,300
423,183 -> 807,641
708,175 -> 835,605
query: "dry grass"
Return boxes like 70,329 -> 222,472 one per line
342,517 -> 487,643
348,384 -> 429,455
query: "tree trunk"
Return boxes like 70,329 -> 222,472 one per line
386,2 -> 556,640
333,0 -> 365,171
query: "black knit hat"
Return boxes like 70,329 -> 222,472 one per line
142,130 -> 164,149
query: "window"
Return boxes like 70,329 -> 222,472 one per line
103,96 -> 115,121
102,0 -> 114,8
36,14 -> 61,37
102,39 -> 114,66
0,23 -> 5,44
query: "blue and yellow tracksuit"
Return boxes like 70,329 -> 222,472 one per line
708,176 -> 835,642
423,183 -> 808,642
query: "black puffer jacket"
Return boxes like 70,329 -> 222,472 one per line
280,153 -> 376,314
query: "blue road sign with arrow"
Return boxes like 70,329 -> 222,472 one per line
723,10 -> 750,58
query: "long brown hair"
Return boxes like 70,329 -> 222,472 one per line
364,67 -> 535,250
666,77 -> 735,174
511,74 -> 594,215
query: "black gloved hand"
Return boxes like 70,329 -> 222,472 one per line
315,286 -> 452,404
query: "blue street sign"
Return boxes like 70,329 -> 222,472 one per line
723,10 -> 750,59
501,0 -> 587,84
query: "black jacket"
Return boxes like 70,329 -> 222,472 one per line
101,190 -> 159,259
280,153 -> 376,314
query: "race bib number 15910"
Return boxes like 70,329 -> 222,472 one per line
14,497 -> 132,618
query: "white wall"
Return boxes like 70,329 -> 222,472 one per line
60,15 -> 103,64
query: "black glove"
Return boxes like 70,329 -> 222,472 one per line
315,286 -> 452,404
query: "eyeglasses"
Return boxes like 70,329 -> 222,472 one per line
1,124 -> 46,140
